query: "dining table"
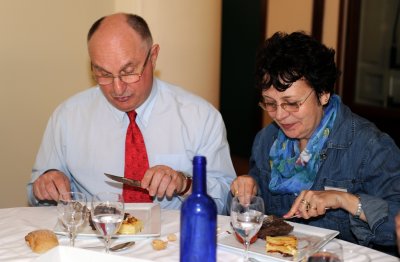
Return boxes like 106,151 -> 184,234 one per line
0,205 -> 399,262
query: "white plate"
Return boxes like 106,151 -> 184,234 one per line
54,203 -> 161,238
33,246 -> 152,262
218,221 -> 339,262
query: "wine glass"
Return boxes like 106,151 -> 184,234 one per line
307,240 -> 343,262
230,195 -> 265,262
91,192 -> 124,253
57,191 -> 87,247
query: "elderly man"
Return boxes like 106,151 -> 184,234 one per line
27,13 -> 235,214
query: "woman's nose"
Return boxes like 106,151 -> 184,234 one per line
274,106 -> 289,121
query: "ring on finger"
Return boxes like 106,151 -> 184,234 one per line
301,199 -> 310,206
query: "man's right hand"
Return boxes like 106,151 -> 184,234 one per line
32,170 -> 71,202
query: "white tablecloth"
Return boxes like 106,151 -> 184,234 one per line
0,206 -> 398,262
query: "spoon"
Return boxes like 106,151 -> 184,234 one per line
109,241 -> 136,252
85,241 -> 136,252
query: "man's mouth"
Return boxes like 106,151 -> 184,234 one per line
114,96 -> 130,102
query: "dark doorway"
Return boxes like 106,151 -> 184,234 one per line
219,0 -> 266,160
340,0 -> 400,147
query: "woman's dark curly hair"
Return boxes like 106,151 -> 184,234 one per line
255,31 -> 340,99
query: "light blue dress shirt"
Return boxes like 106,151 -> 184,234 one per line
27,78 -> 236,214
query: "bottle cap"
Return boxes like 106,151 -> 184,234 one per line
193,155 -> 207,165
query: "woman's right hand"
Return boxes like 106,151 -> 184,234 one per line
230,175 -> 258,205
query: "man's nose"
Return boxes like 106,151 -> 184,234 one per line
112,77 -> 127,96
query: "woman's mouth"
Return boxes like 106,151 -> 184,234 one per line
280,123 -> 296,131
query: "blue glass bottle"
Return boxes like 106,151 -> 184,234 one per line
180,156 -> 217,262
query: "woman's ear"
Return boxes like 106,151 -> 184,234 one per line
320,92 -> 331,106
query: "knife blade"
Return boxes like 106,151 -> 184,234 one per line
104,173 -> 141,188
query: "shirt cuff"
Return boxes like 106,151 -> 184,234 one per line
349,194 -> 388,245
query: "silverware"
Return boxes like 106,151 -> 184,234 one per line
84,241 -> 136,252
285,208 -> 331,219
285,214 -> 301,219
104,173 -> 141,188
109,241 -> 136,252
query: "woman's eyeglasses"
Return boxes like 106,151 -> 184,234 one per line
259,90 -> 314,112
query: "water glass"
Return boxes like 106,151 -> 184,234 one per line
230,196 -> 265,262
91,192 -> 124,253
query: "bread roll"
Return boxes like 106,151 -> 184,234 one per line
151,239 -> 167,250
25,229 -> 59,253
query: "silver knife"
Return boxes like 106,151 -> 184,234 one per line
104,173 -> 142,188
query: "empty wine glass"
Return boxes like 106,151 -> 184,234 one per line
57,191 -> 87,247
230,195 -> 265,262
91,192 -> 124,253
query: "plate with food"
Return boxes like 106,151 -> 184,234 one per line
218,215 -> 339,262
54,203 -> 160,238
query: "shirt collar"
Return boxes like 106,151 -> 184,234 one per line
135,79 -> 158,127
103,79 -> 158,127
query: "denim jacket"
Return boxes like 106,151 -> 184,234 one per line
250,101 -> 400,248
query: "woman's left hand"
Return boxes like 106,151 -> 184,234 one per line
283,190 -> 360,220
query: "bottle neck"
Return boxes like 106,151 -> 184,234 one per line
192,156 -> 207,194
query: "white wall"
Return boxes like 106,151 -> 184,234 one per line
115,1 -> 222,107
0,0 -> 221,208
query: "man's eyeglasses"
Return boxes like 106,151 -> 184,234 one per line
259,90 -> 314,112
92,48 -> 152,85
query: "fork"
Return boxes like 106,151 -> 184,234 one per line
285,208 -> 330,219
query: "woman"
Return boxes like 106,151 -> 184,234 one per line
231,31 -> 400,251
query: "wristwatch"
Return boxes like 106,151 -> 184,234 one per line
178,172 -> 192,196
354,194 -> 363,219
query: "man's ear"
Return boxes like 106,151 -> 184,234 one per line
150,44 -> 160,69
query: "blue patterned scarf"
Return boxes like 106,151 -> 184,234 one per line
268,95 -> 340,195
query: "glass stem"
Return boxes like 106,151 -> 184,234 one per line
69,226 -> 77,247
243,239 -> 250,262
68,231 -> 74,247
104,235 -> 111,253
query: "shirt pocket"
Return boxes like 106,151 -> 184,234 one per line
319,177 -> 357,193
150,154 -> 192,173
320,177 -> 356,221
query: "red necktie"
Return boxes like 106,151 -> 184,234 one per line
123,111 -> 152,202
